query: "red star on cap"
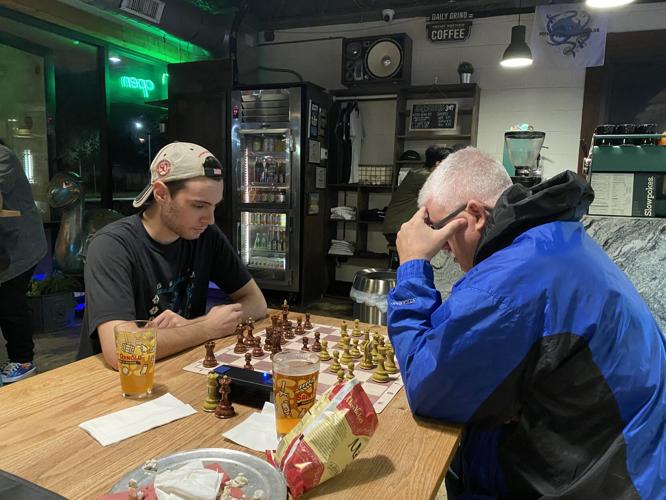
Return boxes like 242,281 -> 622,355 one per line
156,159 -> 171,176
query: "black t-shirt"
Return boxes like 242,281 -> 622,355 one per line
77,214 -> 251,358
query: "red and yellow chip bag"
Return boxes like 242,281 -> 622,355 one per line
267,378 -> 378,499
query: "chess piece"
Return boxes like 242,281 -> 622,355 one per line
335,330 -> 348,350
337,368 -> 345,385
283,323 -> 295,340
244,352 -> 254,370
203,341 -> 218,368
345,362 -> 355,381
311,331 -> 322,352
351,319 -> 362,337
245,325 -> 255,347
214,375 -> 236,418
385,346 -> 399,374
203,371 -> 221,412
295,317 -> 305,335
282,299 -> 289,326
234,331 -> 247,354
301,337 -> 310,351
319,339 -> 331,361
371,356 -> 390,383
264,330 -> 273,352
340,320 -> 348,335
252,341 -> 265,357
359,341 -> 375,370
271,330 -> 282,357
362,329 -> 371,349
304,312 -> 313,330
247,316 -> 255,332
350,339 -> 362,359
330,351 -> 341,373
340,345 -> 353,365
371,340 -> 381,364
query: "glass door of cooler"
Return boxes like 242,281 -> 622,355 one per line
239,129 -> 292,207
240,211 -> 291,285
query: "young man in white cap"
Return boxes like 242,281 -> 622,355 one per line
77,142 -> 267,369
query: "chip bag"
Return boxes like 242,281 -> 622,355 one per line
267,378 -> 378,499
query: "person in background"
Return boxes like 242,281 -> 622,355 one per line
382,145 -> 451,246
0,139 -> 47,383
77,142 -> 267,369
388,147 -> 665,498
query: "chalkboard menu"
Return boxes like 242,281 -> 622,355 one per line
409,101 -> 458,131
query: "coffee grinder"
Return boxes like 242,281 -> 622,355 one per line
504,131 -> 545,187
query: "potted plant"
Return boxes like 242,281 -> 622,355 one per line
457,61 -> 474,84
27,272 -> 80,333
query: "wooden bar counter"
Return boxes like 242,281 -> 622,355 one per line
0,312 -> 461,499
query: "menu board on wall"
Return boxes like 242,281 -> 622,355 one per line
408,100 -> 458,131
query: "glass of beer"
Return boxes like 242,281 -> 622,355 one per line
272,351 -> 320,438
114,320 -> 157,398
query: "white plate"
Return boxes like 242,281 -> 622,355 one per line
109,448 -> 287,499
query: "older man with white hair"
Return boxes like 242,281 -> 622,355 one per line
387,147 -> 665,499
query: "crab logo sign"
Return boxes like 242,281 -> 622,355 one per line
531,4 -> 608,68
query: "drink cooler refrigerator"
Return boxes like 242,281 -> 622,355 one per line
231,84 -> 331,303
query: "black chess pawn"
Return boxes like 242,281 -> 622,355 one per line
282,325 -> 292,342
295,317 -> 305,335
244,352 -> 254,370
244,326 -> 255,347
202,341 -> 217,368
312,331 -> 322,352
304,312 -> 313,330
252,341 -> 265,357
233,332 -> 247,354
301,337 -> 310,351
214,375 -> 236,419
271,331 -> 282,357
264,330 -> 273,352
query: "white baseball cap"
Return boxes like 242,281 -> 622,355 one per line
133,142 -> 224,208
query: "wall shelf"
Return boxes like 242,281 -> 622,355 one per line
396,134 -> 472,140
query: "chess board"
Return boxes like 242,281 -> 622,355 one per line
183,323 -> 403,414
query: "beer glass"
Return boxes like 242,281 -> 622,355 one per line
114,320 -> 157,398
272,351 -> 320,437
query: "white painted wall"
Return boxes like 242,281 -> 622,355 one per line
254,3 -> 666,282
256,3 -> 666,179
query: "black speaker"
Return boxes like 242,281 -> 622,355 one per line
341,33 -> 412,87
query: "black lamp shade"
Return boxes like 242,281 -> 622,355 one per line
501,25 -> 533,67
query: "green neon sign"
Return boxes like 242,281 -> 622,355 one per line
120,75 -> 156,98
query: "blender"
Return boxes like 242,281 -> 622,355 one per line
504,131 -> 545,187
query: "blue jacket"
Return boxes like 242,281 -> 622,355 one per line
388,171 -> 666,499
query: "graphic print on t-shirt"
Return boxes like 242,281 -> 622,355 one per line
148,270 -> 196,320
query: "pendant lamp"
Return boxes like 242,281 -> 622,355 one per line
586,0 -> 634,8
500,3 -> 533,68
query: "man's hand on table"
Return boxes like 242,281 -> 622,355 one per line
202,303 -> 243,340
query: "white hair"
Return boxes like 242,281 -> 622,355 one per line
418,147 -> 513,209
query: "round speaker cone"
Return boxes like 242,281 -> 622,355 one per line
366,39 -> 402,79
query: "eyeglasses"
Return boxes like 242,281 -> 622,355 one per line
424,204 -> 467,230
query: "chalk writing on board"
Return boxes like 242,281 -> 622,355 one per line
409,102 -> 458,131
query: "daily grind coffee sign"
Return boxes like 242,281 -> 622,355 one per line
426,11 -> 474,42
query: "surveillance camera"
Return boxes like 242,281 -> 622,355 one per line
382,9 -> 395,23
